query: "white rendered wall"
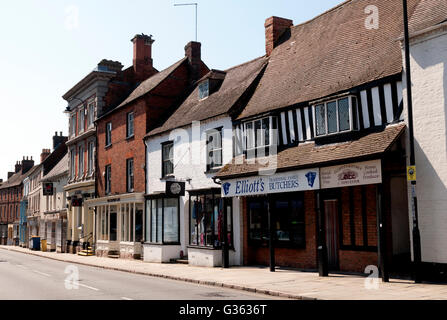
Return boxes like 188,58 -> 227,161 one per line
402,28 -> 447,263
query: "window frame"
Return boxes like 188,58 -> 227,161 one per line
87,141 -> 95,176
146,197 -> 181,245
161,141 -> 174,178
206,127 -> 223,171
312,96 -> 356,138
105,165 -> 111,195
243,116 -> 278,157
78,145 -> 84,178
79,108 -> 85,133
126,112 -> 135,139
198,79 -> 209,100
105,122 -> 112,147
87,102 -> 95,128
126,158 -> 134,193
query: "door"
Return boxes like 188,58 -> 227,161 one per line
324,200 -> 339,270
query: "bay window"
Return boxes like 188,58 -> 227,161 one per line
313,96 -> 358,137
146,197 -> 180,244
189,190 -> 233,248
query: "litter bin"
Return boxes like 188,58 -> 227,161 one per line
31,236 -> 40,251
41,239 -> 47,252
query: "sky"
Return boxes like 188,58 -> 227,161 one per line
0,0 -> 342,181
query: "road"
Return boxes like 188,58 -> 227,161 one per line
0,249 -> 277,300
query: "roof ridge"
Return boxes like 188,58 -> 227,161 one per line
223,55 -> 267,73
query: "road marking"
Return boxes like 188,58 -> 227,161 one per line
121,297 -> 133,300
77,283 -> 100,291
32,270 -> 51,277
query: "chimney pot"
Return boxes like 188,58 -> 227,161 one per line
265,16 -> 293,56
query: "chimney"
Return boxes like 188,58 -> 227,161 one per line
22,156 -> 34,174
185,41 -> 202,83
7,172 -> 14,180
265,16 -> 293,56
40,149 -> 51,163
15,161 -> 22,173
132,34 -> 155,74
53,131 -> 68,150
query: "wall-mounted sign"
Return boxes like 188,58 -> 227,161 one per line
166,181 -> 185,197
407,166 -> 416,182
42,182 -> 54,196
221,169 -> 320,198
320,159 -> 382,189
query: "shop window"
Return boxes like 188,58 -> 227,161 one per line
247,193 -> 305,248
189,191 -> 233,248
161,142 -> 174,177
146,198 -> 180,244
206,127 -> 222,171
313,96 -> 358,137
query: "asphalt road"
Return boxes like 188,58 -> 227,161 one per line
0,249 -> 277,300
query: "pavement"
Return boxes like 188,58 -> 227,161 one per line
1,245 -> 447,300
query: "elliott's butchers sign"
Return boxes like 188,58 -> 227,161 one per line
320,159 -> 382,189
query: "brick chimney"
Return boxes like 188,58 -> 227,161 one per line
22,156 -> 34,174
40,149 -> 51,163
53,131 -> 68,150
265,16 -> 293,56
14,161 -> 22,173
185,41 -> 202,83
132,34 -> 155,74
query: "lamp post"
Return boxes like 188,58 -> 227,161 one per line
402,0 -> 422,283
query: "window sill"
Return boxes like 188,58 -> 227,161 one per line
204,168 -> 222,174
126,135 -> 135,142
160,175 -> 175,181
105,144 -> 112,150
144,242 -> 181,246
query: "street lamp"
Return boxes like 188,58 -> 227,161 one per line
402,0 -> 422,284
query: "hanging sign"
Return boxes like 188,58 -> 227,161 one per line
166,181 -> 185,197
221,168 -> 320,198
320,159 -> 382,189
42,182 -> 54,196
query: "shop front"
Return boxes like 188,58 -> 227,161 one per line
86,193 -> 144,259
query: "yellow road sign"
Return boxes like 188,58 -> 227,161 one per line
407,166 -> 416,181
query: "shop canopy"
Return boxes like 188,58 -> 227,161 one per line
216,123 -> 406,180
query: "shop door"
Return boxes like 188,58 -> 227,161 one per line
324,200 -> 339,270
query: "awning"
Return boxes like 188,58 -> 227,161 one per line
216,123 -> 406,180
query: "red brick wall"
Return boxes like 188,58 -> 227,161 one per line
242,191 -> 317,269
339,251 -> 378,273
0,186 -> 22,224
97,100 -> 147,197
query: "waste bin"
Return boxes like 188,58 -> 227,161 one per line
41,239 -> 47,252
31,236 -> 40,251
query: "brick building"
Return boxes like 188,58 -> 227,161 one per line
86,40 -> 209,259
216,0 -> 422,280
62,33 -> 157,254
0,157 -> 35,245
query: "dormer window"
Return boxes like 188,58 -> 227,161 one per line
313,96 -> 358,137
198,80 -> 209,100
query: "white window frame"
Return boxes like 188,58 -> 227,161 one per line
70,113 -> 76,137
87,103 -> 95,128
105,122 -> 112,146
198,80 -> 209,100
88,141 -> 95,176
79,109 -> 85,133
243,116 -> 277,153
78,145 -> 84,178
127,112 -> 134,138
206,127 -> 223,171
70,148 -> 76,180
312,96 -> 356,138
105,165 -> 111,195
127,158 -> 134,193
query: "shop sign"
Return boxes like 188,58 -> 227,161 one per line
42,182 -> 54,196
407,166 -> 416,182
221,169 -> 319,198
166,181 -> 185,197
320,159 -> 382,189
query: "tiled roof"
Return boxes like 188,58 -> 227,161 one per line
42,154 -> 68,181
216,123 -> 406,179
237,0 -> 421,120
408,0 -> 447,34
146,56 -> 268,137
117,57 -> 188,109
0,165 -> 41,190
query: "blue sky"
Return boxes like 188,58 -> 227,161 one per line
0,0 -> 341,181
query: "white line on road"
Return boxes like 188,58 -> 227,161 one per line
77,283 -> 100,291
32,270 -> 51,277
121,297 -> 133,300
